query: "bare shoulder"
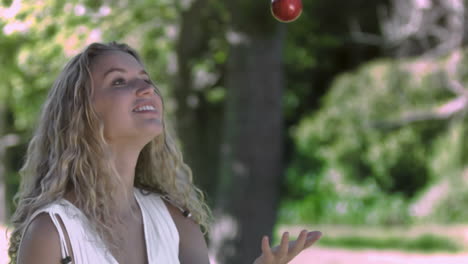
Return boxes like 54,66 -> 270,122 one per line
17,212 -> 62,264
162,199 -> 210,264
162,198 -> 200,231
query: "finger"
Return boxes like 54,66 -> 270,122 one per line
278,232 -> 289,257
304,231 -> 322,248
289,229 -> 308,256
261,236 -> 273,256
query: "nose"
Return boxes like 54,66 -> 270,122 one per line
135,79 -> 155,97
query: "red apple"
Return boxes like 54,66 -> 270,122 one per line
271,0 -> 303,23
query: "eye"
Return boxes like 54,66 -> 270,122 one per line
111,78 -> 126,86
144,78 -> 152,84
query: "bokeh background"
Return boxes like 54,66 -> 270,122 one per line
1,0 -> 468,263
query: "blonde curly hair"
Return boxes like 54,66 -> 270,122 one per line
7,42 -> 211,263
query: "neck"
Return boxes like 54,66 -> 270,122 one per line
110,143 -> 142,216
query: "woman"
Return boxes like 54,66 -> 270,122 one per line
7,42 -> 321,264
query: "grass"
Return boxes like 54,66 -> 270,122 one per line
317,233 -> 461,253
276,224 -> 467,253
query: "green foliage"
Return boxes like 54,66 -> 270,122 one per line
282,50 -> 468,225
280,168 -> 411,225
408,121 -> 468,222
293,59 -> 447,195
0,0 -> 179,131
205,87 -> 225,103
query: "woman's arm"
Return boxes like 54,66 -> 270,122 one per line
164,199 -> 321,264
163,200 -> 210,264
16,213 -> 63,264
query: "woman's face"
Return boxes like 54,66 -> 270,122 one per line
90,50 -> 163,146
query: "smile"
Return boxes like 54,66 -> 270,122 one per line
133,105 -> 156,112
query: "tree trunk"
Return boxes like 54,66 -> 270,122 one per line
211,2 -> 286,262
173,0 -> 224,204
0,103 -> 19,224
0,104 -> 7,224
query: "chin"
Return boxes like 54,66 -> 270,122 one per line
145,128 -> 163,140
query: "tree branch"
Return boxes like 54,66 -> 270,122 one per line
443,50 -> 468,96
349,19 -> 383,46
370,96 -> 468,130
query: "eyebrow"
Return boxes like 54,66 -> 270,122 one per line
102,67 -> 149,78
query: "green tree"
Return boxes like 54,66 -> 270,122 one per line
286,49 -> 468,225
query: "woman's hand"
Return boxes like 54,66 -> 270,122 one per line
253,230 -> 322,264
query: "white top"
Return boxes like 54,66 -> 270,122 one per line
18,187 -> 180,264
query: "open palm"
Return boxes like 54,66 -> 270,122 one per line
253,230 -> 322,264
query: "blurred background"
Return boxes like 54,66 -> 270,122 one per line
1,0 -> 468,263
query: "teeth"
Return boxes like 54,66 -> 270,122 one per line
134,105 -> 156,112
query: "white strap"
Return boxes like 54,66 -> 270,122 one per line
161,195 -> 192,218
17,209 -> 73,264
48,213 -> 71,261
